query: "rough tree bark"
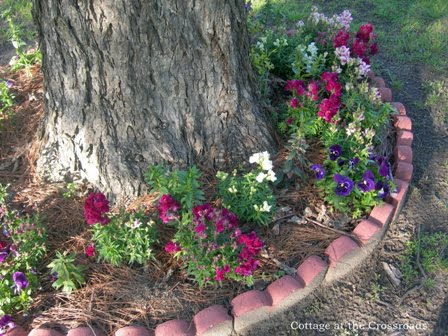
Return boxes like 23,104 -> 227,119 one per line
32,0 -> 275,201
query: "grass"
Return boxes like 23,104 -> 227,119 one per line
400,232 -> 448,286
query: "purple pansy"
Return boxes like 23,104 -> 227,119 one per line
0,252 -> 8,263
0,315 -> 16,334
329,145 -> 343,161
12,272 -> 28,294
358,170 -> 375,192
334,174 -> 354,196
379,160 -> 390,177
311,164 -> 326,180
6,80 -> 13,89
375,180 -> 390,199
349,157 -> 360,169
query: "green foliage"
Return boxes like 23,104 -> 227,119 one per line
400,232 -> 448,286
425,80 -> 448,129
62,182 -> 77,199
91,209 -> 158,266
275,132 -> 308,185
145,165 -> 205,210
47,251 -> 86,293
216,153 -> 276,226
1,7 -> 41,72
0,81 -> 15,123
0,184 -> 47,315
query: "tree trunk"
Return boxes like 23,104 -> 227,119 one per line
32,0 -> 275,202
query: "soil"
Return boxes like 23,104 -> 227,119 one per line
2,8 -> 447,336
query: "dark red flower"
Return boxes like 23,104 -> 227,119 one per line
357,23 -> 373,42
84,192 -> 110,225
333,30 -> 350,48
352,39 -> 367,58
370,42 -> 378,55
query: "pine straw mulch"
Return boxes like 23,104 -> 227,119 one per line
0,64 -> 358,335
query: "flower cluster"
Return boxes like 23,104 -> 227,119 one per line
235,231 -> 263,276
167,203 -> 264,286
217,152 -> 276,226
310,143 -> 395,217
84,192 -> 110,225
157,194 -> 181,223
249,151 -> 276,182
318,72 -> 342,122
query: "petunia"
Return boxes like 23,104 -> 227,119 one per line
334,174 -> 354,197
310,164 -> 325,180
329,145 -> 343,161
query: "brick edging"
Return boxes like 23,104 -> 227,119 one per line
6,74 -> 413,336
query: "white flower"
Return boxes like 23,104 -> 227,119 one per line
346,122 -> 357,136
256,41 -> 265,51
254,201 -> 272,213
296,20 -> 304,27
337,10 -> 353,30
357,58 -> 371,77
126,219 -> 143,229
335,46 -> 351,65
228,186 -> 238,193
250,151 -> 272,171
266,169 -> 277,182
256,172 -> 267,183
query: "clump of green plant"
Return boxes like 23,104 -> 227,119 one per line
0,184 -> 47,315
145,164 -> 267,287
400,232 -> 448,286
47,251 -> 86,293
2,7 -> 41,72
0,80 -> 15,122
83,192 -> 159,266
216,151 -> 277,226
90,209 -> 158,266
62,182 -> 77,199
145,165 -> 205,210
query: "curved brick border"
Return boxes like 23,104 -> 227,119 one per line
6,73 -> 412,336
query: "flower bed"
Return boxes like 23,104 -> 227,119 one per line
0,6 -> 413,336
